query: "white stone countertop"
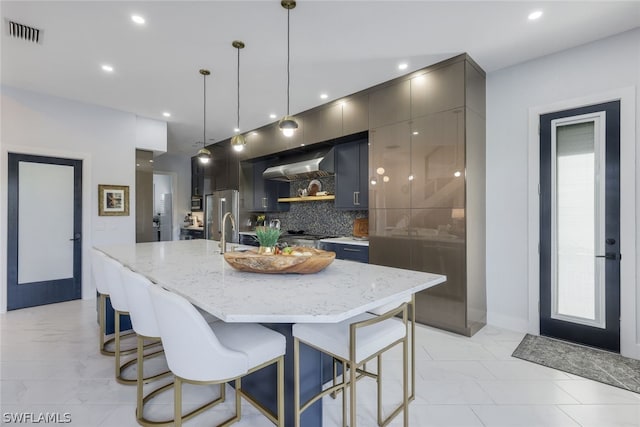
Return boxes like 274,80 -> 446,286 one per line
319,237 -> 369,247
96,240 -> 445,323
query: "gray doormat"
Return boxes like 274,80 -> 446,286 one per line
512,334 -> 640,394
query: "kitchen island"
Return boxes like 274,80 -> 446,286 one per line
96,240 -> 446,426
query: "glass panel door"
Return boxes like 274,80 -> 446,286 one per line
539,101 -> 621,352
551,116 -> 605,328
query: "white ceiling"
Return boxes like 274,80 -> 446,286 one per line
2,1 -> 639,156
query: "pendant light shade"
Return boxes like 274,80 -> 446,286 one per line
231,40 -> 246,153
198,69 -> 212,164
279,0 -> 298,138
231,134 -> 246,152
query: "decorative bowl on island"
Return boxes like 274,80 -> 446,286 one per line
223,247 -> 336,274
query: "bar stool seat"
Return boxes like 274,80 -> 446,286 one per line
148,285 -> 286,427
294,313 -> 405,363
293,303 -> 409,427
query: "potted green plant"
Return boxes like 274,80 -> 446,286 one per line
254,226 -> 281,255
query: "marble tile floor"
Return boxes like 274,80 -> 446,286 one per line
1,299 -> 639,427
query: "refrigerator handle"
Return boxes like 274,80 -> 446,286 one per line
218,198 -> 225,236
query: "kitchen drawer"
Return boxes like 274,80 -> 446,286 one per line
321,242 -> 369,263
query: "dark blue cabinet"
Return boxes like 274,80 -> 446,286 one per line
251,160 -> 289,212
335,139 -> 368,210
322,242 -> 369,263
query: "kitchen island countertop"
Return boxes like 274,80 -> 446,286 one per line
96,239 -> 444,323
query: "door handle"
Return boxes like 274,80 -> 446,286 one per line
69,233 -> 81,241
595,252 -> 621,260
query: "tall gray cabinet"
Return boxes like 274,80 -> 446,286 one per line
368,55 -> 486,336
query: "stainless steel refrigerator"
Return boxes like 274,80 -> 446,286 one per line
205,190 -> 239,244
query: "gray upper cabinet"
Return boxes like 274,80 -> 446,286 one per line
303,104 -> 342,145
368,121 -> 411,209
410,110 -> 465,209
342,94 -> 369,136
411,61 -> 465,118
369,80 -> 410,128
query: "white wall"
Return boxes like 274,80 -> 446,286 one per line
136,116 -> 167,153
0,86 -> 166,312
486,28 -> 639,356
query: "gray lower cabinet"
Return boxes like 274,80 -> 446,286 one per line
335,139 -> 368,210
322,242 -> 369,263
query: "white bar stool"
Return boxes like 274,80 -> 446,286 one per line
148,285 -> 286,427
91,249 -> 135,356
102,255 -> 162,385
293,303 -> 409,427
367,294 -> 415,402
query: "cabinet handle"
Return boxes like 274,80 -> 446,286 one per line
343,247 -> 361,252
262,197 -> 267,209
353,191 -> 360,206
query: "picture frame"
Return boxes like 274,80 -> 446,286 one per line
98,184 -> 129,216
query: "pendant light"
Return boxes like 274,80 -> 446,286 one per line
197,69 -> 212,164
278,0 -> 298,137
230,40 -> 246,152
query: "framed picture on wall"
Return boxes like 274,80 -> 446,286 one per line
98,184 -> 129,216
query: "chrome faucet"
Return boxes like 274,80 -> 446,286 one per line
220,212 -> 236,254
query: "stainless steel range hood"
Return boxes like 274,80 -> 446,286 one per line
262,148 -> 335,182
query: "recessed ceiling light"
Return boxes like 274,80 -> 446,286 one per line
398,63 -> 408,70
149,159 -> 154,163
320,93 -> 328,99
300,143 -> 305,146
412,131 -> 419,135
131,15 -> 145,25
101,64 -> 114,72
528,10 -> 543,20
162,112 -> 171,117
454,171 -> 461,177
251,132 -> 258,136
269,113 -> 277,119
136,163 -> 140,167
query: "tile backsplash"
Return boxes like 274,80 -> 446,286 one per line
267,176 -> 367,236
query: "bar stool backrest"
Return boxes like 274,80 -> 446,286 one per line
120,268 -> 160,339
147,285 -> 248,381
102,256 -> 129,313
91,249 -> 110,295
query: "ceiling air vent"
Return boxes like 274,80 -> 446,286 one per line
7,20 -> 42,43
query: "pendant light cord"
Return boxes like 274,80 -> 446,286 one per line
286,7 -> 290,116
203,73 -> 206,149
237,46 -> 241,130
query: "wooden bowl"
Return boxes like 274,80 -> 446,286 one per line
223,247 -> 336,274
